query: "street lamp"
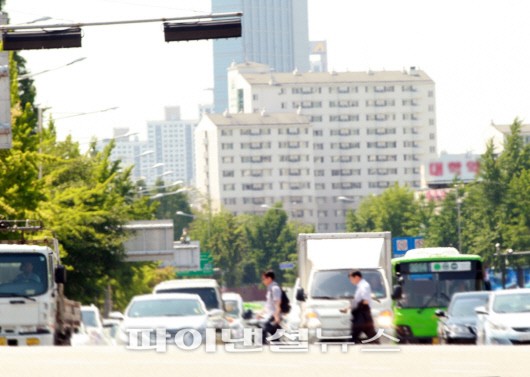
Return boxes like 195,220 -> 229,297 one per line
18,57 -> 87,80
337,196 -> 355,203
176,211 -> 195,218
260,204 -> 287,213
135,150 -> 154,158
23,17 -> 52,25
149,188 -> 187,200
456,197 -> 463,252
176,210 -> 211,239
53,106 -> 119,121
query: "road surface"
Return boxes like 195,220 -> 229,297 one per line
2,345 -> 529,377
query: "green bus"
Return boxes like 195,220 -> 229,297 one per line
391,247 -> 486,344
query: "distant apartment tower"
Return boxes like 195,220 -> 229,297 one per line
146,106 -> 197,185
225,62 -> 437,231
212,0 -> 310,113
103,128 -> 150,182
195,112 -> 317,225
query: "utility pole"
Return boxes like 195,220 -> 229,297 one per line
0,12 -> 12,150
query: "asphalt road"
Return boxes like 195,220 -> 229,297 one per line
1,345 -> 529,377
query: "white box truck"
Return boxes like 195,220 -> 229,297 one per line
294,232 -> 394,342
0,220 -> 81,346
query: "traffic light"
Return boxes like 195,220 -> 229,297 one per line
163,18 -> 241,42
2,28 -> 82,51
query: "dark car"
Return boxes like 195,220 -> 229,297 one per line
435,291 -> 490,344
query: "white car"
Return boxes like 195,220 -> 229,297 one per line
475,288 -> 530,345
153,279 -> 228,336
118,293 -> 209,346
73,304 -> 110,346
222,292 -> 245,338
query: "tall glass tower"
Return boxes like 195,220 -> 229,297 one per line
212,0 -> 309,113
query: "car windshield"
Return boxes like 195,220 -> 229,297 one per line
449,296 -> 489,317
493,293 -> 530,314
310,269 -> 387,299
128,298 -> 205,318
81,310 -> 100,328
0,253 -> 48,296
156,287 -> 219,310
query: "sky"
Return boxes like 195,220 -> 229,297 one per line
4,0 -> 530,154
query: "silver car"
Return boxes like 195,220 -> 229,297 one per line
475,288 -> 530,345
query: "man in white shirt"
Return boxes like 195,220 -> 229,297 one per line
347,270 -> 379,344
260,270 -> 282,344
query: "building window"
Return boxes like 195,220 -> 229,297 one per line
403,141 -> 419,148
241,156 -> 272,163
237,89 -> 244,113
222,170 -> 234,177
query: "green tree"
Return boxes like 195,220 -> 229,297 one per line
0,54 -> 43,219
346,184 -> 425,237
450,119 -> 530,266
37,138 -> 153,303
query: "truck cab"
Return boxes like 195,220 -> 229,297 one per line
295,232 -> 395,343
0,221 -> 80,346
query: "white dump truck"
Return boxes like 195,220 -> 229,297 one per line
294,232 -> 394,342
0,220 -> 81,346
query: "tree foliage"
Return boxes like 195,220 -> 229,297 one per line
345,183 -> 429,237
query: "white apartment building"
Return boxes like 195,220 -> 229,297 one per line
101,128 -> 150,182
221,62 -> 437,231
145,106 -> 197,186
101,107 -> 198,187
195,112 -> 317,225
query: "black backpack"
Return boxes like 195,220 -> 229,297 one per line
280,288 -> 291,314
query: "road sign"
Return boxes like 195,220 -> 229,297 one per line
178,251 -> 214,277
279,262 -> 295,270
392,236 -> 424,257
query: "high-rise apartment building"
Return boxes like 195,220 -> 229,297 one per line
102,128 -> 150,182
208,62 -> 436,231
212,0 -> 309,113
146,106 -> 197,186
103,107 -> 198,186
195,112 -> 317,224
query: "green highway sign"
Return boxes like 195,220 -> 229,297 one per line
177,251 -> 214,277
